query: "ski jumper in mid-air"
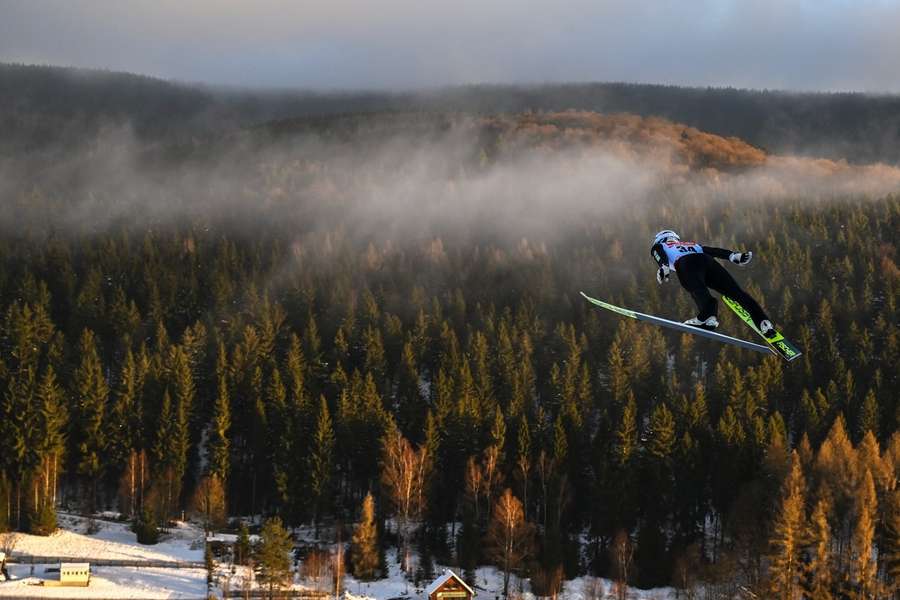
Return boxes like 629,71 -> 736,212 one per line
650,229 -> 777,338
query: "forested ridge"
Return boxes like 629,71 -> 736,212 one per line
4,62 -> 900,165
0,103 -> 898,597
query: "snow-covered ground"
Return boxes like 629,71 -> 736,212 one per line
0,564 -> 207,599
1,515 -> 675,599
0,514 -> 207,598
341,561 -> 676,600
9,513 -> 204,563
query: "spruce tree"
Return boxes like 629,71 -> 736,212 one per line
351,492 -> 379,581
257,516 -> 293,595
72,328 -> 108,512
850,469 -> 877,598
804,498 -> 833,600
767,451 -> 806,599
208,342 -> 231,481
309,396 -> 335,536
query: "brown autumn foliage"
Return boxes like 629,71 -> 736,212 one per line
480,111 -> 768,172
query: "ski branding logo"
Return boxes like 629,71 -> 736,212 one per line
722,296 -> 802,362
775,340 -> 798,359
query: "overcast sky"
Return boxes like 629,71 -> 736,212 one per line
2,0 -> 900,92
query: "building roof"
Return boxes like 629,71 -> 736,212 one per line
425,570 -> 475,597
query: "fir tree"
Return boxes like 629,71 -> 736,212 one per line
208,342 -> 231,481
804,498 -> 833,600
849,469 -> 877,598
309,396 -> 335,536
257,516 -> 293,595
351,492 -> 379,581
767,451 -> 806,599
72,328 -> 108,512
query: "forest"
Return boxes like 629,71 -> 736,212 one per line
0,68 -> 898,597
4,62 -> 900,164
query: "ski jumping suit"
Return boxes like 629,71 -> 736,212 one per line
650,240 -> 770,327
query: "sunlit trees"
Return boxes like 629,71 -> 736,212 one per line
380,425 -> 429,572
767,452 -> 806,599
351,492 -> 379,580
257,517 -> 293,596
486,488 -> 533,598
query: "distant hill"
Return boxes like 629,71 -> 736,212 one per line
3,63 -> 900,164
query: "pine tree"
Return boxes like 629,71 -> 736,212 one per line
72,328 -> 108,512
31,366 -> 66,534
856,389 -> 878,440
613,392 -> 637,469
882,489 -> 900,594
107,348 -> 137,477
767,451 -> 806,599
208,342 -> 231,481
849,469 -> 877,599
257,516 -> 293,595
351,492 -> 379,581
309,396 -> 335,536
804,498 -> 833,600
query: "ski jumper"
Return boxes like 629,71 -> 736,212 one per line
650,240 -> 770,327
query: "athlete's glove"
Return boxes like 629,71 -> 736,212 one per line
729,251 -> 752,266
656,264 -> 671,284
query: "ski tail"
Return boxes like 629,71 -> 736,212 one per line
580,292 -> 774,356
722,296 -> 802,362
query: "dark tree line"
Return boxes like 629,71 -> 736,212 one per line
4,62 -> 900,164
0,100 -> 898,595
0,186 -> 896,594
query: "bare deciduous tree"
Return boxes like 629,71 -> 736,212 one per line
612,529 -> 634,600
302,549 -> 332,592
191,474 -> 227,533
582,576 -> 605,600
486,488 -> 534,598
381,427 -> 430,572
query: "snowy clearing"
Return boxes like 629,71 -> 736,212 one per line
1,516 -> 675,599
8,514 -> 204,563
0,515 -> 206,598
0,564 -> 207,599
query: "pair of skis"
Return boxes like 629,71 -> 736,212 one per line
580,292 -> 802,361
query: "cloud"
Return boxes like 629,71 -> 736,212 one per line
2,0 -> 900,91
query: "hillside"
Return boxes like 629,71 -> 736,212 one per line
3,63 -> 900,165
0,77 -> 898,595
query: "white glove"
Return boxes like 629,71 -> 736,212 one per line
656,264 -> 671,284
729,251 -> 752,266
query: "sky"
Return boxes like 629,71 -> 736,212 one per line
2,0 -> 900,92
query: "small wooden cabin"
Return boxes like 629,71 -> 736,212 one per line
426,570 -> 475,600
59,562 -> 91,586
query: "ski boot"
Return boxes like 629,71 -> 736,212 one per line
759,320 -> 778,339
684,316 -> 719,332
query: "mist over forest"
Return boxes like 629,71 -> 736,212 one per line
0,63 -> 898,596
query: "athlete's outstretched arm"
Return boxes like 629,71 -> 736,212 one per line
704,245 -> 752,266
701,245 -> 733,259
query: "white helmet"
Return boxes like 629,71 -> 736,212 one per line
653,230 -> 680,245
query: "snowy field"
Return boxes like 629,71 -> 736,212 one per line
0,514 -> 207,598
0,563 -> 207,599
1,515 -> 675,599
341,561 -> 676,600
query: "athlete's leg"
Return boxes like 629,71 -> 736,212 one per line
676,254 -> 717,320
705,260 -> 770,327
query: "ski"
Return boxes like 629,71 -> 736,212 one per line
722,296 -> 802,362
579,292 -> 775,356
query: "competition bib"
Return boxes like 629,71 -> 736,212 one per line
662,241 -> 702,269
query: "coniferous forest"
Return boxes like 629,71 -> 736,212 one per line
0,66 -> 899,597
